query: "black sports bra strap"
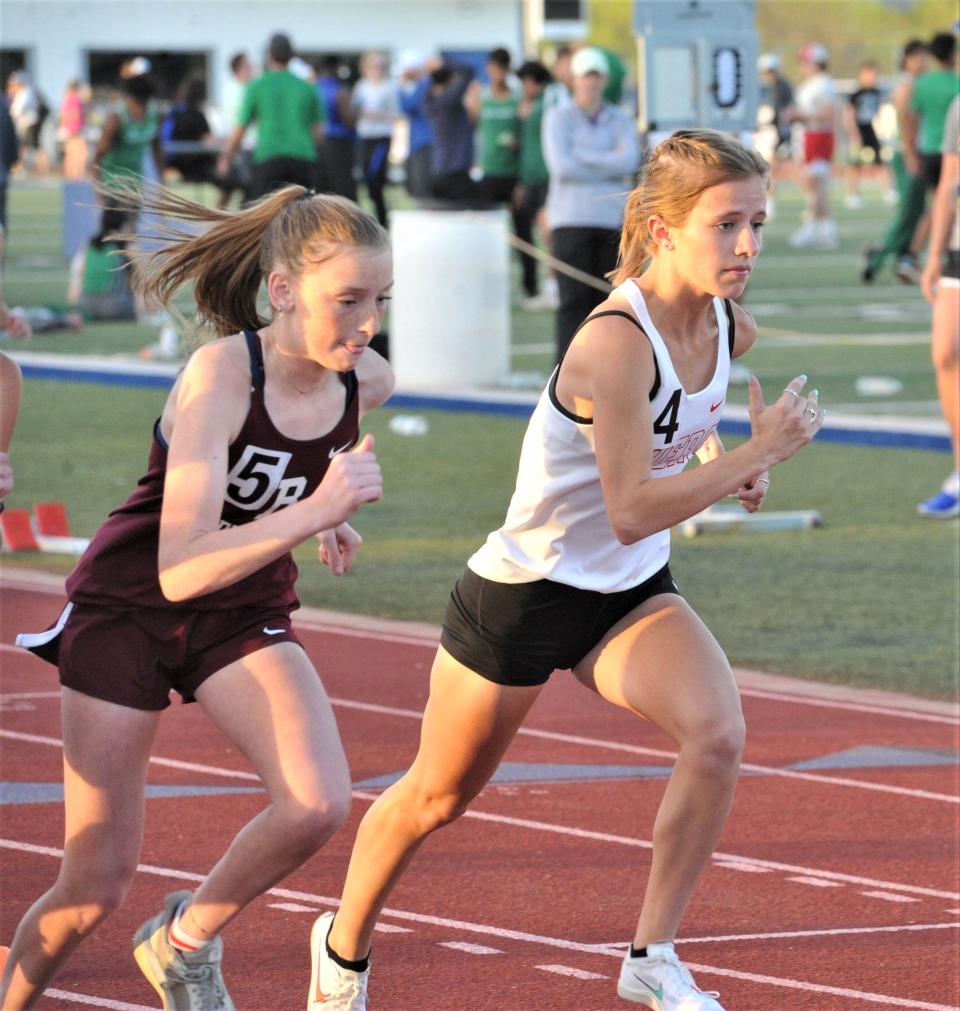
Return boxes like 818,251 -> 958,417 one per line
244,330 -> 265,391
557,309 -> 661,402
723,299 -> 736,356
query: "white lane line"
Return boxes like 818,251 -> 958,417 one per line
374,923 -> 414,934
536,964 -> 608,980
330,697 -> 960,804
861,891 -> 921,904
735,687 -> 959,727
715,861 -> 773,874
4,578 -> 954,723
269,902 -> 319,913
678,922 -> 960,945
45,990 -> 155,1010
439,941 -> 503,955
0,691 -> 60,701
787,876 -> 844,888
3,730 -> 956,901
1,839 -> 954,1010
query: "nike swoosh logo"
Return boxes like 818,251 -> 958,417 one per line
710,400 -> 724,412
263,627 -> 287,635
629,975 -> 665,1000
329,442 -> 354,458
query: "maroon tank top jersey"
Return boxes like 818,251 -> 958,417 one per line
66,331 -> 360,612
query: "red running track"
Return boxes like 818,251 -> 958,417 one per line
1,571 -> 958,1010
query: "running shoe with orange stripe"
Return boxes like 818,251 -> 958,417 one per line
308,912 -> 369,1011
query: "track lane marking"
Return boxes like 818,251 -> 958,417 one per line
330,697 -> 959,804
44,992 -> 155,1010
602,922 -> 960,946
0,839 -> 954,1011
2,729 -> 956,901
3,581 -> 955,724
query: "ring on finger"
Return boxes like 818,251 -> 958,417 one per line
756,477 -> 770,486
803,406 -> 818,419
783,388 -> 801,399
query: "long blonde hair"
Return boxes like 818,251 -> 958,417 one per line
111,183 -> 389,337
610,129 -> 768,286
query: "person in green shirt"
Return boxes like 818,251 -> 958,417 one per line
911,32 -> 959,191
218,32 -> 323,200
515,60 -> 553,307
92,74 -> 162,196
467,47 -> 520,203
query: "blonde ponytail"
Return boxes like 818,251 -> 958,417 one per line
108,182 -> 389,338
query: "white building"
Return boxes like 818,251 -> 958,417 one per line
1,0 -> 528,107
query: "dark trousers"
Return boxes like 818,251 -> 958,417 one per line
249,156 -> 318,200
513,180 -> 548,297
318,136 -> 357,201
866,151 -> 927,271
405,145 -> 433,199
430,170 -> 477,202
360,137 -> 391,227
551,226 -> 620,361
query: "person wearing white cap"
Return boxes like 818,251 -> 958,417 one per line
785,43 -> 839,248
543,45 -> 640,360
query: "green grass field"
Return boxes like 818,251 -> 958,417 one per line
3,179 -> 958,699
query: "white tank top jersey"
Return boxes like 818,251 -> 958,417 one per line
468,280 -> 733,592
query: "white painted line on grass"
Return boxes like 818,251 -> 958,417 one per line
1,838 -> 954,1010
439,941 -> 503,955
44,990 -> 155,1010
861,891 -> 922,904
3,730 -> 956,901
536,964 -> 608,980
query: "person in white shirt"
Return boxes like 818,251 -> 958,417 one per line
786,43 -> 839,248
351,51 -> 399,227
307,129 -> 824,1011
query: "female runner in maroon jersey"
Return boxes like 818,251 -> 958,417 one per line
2,184 -> 394,1010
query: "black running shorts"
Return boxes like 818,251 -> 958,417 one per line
440,564 -> 680,687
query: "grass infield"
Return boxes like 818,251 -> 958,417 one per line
3,180 -> 958,699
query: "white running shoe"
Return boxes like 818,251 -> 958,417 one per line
617,942 -> 724,1010
814,218 -> 839,249
308,912 -> 369,1011
787,220 -> 818,247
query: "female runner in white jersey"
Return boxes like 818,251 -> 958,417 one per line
310,129 -> 825,1011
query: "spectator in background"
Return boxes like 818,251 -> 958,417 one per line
351,51 -> 399,227
543,46 -> 639,361
423,57 -> 476,201
467,48 -> 520,204
91,73 -> 163,199
218,50 -> 256,206
754,53 -> 793,217
218,32 -> 323,200
315,56 -> 358,201
544,45 -> 573,110
397,51 -> 434,200
862,39 -> 930,284
515,60 -> 554,310
163,77 -> 218,185
918,94 -> 960,519
0,98 -> 19,232
844,61 -> 884,209
67,206 -> 136,323
58,78 -> 87,179
912,32 -> 959,195
6,72 -> 39,173
786,43 -> 839,249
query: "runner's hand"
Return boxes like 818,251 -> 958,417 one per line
309,434 -> 382,530
748,375 -> 823,468
317,522 -> 363,575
